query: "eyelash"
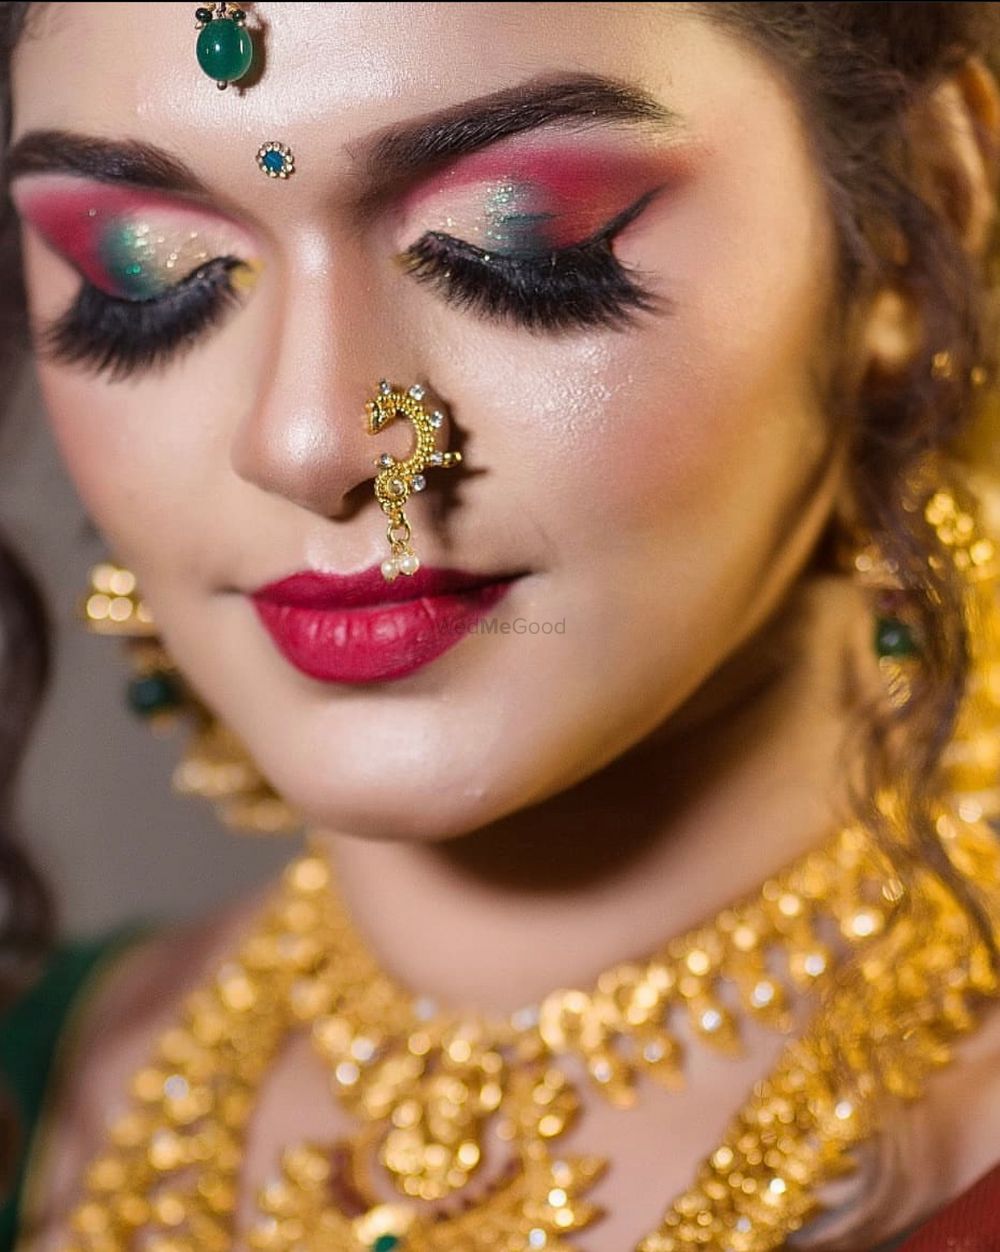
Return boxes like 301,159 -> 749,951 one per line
40,256 -> 246,382
401,190 -> 664,332
39,190 -> 662,382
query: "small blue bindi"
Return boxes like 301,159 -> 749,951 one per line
256,141 -> 295,179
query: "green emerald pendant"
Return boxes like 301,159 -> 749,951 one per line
196,8 -> 253,89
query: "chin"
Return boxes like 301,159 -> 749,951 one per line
249,738 -> 536,844
243,688 -> 636,844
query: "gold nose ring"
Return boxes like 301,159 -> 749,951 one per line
366,381 -> 462,581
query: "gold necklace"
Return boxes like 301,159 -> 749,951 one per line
58,466 -> 1000,1252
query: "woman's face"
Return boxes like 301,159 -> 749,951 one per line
10,2 -> 851,840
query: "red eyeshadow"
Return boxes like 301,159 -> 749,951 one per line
12,178 -> 238,291
402,140 -> 694,247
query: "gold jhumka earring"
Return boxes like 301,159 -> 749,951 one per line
80,564 -> 298,835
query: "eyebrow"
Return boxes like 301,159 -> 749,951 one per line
5,72 -> 684,200
365,72 -> 683,180
5,131 -> 209,194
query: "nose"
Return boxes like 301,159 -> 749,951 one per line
229,264 -> 426,520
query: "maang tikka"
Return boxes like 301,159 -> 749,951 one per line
366,380 -> 462,581
194,2 -> 254,91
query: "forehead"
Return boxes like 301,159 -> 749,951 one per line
9,4 -> 758,144
13,3 -> 679,120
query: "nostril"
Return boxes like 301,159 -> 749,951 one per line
331,479 -> 377,522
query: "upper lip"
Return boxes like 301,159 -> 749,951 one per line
250,564 -> 524,609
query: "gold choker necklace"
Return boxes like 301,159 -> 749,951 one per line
58,469 -> 1000,1252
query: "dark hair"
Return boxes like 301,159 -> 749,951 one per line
701,3 -> 1000,956
0,0 -> 998,1218
0,0 -> 50,1193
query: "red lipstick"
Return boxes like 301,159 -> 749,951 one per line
249,566 -> 524,684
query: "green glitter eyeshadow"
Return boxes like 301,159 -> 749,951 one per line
483,183 -> 555,254
98,220 -> 212,300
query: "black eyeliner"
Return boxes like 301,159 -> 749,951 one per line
40,257 -> 247,382
400,185 -> 669,332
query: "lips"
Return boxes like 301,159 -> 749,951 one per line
249,565 -> 523,683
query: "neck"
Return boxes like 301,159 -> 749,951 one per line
311,568 -> 879,1016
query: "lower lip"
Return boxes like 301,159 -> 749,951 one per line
251,579 -> 518,683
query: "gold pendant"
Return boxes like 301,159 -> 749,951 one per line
254,1111 -> 606,1251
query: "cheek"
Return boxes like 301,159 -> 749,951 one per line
21,233 -> 236,570
32,358 -> 212,582
423,317 -> 830,573
419,166 -> 836,552
38,366 -> 163,535
19,238 -> 138,531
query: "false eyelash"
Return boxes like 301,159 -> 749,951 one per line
400,189 -> 667,332
39,256 -> 248,383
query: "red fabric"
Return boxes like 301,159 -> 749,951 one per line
896,1162 -> 1000,1250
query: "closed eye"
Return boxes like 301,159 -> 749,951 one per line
399,187 -> 669,332
39,256 -> 249,382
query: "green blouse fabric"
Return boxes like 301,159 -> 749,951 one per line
0,936 -> 926,1252
0,931 -> 143,1252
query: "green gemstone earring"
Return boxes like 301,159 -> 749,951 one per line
872,588 -> 922,709
874,611 -> 920,660
195,2 -> 254,91
836,528 -> 924,706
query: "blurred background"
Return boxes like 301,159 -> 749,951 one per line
0,367 -> 297,936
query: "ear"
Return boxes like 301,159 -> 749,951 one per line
907,54 -> 1000,257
